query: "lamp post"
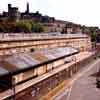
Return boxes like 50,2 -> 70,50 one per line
12,77 -> 16,100
72,55 -> 77,73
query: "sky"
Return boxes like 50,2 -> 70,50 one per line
0,0 -> 100,27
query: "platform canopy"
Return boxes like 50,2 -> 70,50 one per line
0,47 -> 79,77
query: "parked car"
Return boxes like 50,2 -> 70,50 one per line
96,69 -> 100,88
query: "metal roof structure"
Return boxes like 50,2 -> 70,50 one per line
0,47 -> 79,77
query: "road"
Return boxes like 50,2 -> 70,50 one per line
54,59 -> 100,100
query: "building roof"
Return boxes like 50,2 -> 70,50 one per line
0,47 -> 79,77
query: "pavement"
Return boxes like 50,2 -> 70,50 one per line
70,58 -> 100,100
54,58 -> 100,100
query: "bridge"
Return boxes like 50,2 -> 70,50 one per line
0,33 -> 91,56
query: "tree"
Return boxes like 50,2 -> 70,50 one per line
15,21 -> 32,33
0,19 -> 44,33
31,23 -> 44,33
0,20 -> 16,33
91,32 -> 97,42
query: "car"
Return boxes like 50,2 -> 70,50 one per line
96,70 -> 100,88
96,77 -> 100,88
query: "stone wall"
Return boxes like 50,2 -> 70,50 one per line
0,36 -> 91,55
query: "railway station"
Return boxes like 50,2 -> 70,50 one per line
0,33 -> 95,100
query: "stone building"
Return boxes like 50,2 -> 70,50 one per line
62,22 -> 82,34
20,2 -> 55,23
8,4 -> 20,21
0,4 -> 20,21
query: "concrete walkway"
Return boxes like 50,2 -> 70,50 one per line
70,58 -> 100,100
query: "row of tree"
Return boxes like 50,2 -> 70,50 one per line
81,26 -> 99,42
0,20 -> 44,33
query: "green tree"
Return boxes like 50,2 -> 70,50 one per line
16,21 -> 32,33
31,23 -> 44,33
91,32 -> 97,42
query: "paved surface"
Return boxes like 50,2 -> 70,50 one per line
53,86 -> 73,100
54,59 -> 100,100
70,59 -> 100,100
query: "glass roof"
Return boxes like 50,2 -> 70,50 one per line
31,52 -> 49,62
0,47 -> 79,76
0,66 -> 9,76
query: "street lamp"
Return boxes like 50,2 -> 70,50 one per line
72,55 -> 77,73
12,77 -> 16,100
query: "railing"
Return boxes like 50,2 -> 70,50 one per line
0,33 -> 88,41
